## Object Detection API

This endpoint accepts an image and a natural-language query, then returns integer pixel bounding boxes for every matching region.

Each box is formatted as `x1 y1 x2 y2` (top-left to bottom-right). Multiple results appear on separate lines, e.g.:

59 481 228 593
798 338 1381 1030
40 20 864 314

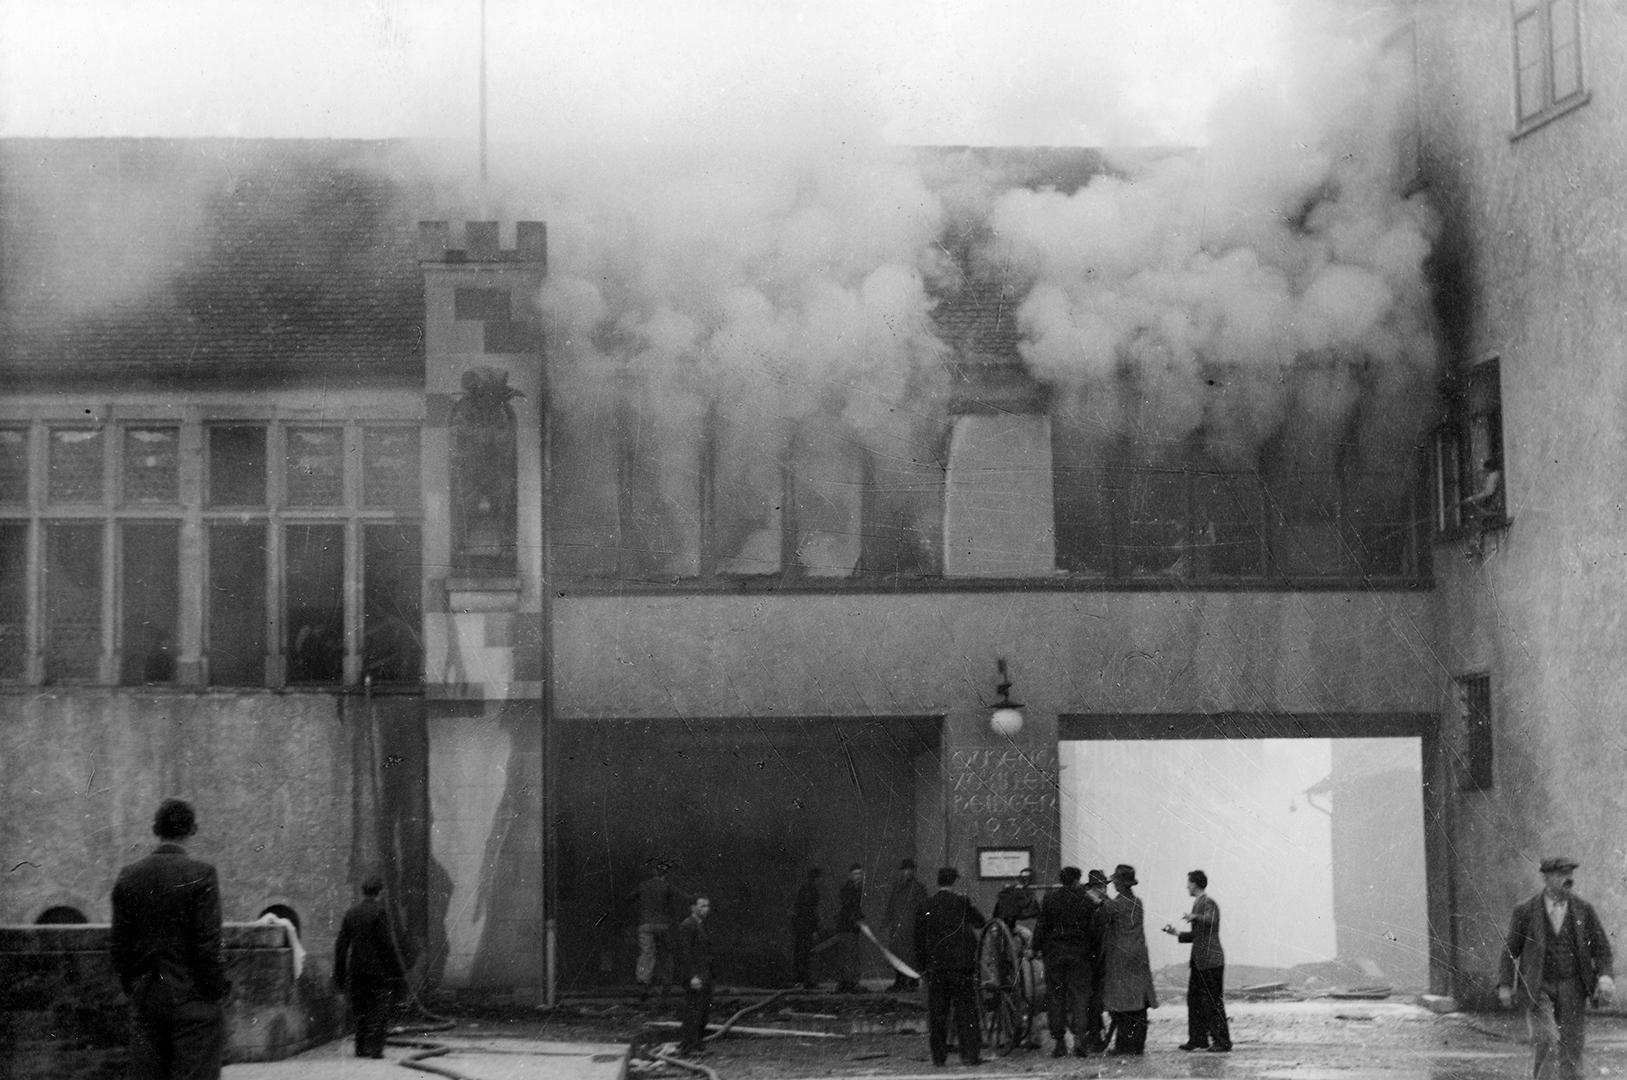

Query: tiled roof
0 139 429 380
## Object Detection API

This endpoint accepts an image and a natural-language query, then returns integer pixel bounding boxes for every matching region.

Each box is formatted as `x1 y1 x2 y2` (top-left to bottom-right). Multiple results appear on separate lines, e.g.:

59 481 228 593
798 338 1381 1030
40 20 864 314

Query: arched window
259 904 302 937
35 905 88 924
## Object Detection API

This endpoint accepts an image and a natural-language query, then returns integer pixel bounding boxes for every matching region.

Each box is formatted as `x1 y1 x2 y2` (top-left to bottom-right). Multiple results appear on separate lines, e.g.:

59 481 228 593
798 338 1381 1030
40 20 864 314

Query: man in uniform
1497 856 1614 1080
111 798 230 1080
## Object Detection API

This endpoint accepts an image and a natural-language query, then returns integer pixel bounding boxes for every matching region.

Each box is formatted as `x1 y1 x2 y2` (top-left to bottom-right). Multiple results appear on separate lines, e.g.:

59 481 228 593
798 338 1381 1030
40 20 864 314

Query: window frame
0 412 423 689
1511 0 1589 137
1432 358 1507 542
1457 671 1495 791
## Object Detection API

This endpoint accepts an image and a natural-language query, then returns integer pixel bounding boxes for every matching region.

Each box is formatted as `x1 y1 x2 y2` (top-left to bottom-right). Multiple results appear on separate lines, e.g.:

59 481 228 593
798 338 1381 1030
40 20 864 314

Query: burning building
1 1 1617 1009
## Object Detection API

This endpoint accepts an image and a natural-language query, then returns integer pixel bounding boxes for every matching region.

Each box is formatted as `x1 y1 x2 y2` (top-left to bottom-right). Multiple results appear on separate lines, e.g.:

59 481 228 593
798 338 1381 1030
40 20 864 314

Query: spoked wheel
982 985 1023 1055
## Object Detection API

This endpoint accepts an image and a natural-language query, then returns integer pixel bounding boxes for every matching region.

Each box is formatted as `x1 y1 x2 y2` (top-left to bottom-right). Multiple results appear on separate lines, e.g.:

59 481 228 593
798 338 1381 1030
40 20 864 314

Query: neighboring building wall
1415 0 1627 1001
0 693 361 966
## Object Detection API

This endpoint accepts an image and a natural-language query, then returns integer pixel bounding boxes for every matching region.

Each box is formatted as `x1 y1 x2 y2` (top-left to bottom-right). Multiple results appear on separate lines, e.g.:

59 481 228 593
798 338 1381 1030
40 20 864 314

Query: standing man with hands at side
334 874 405 1059
111 798 231 1080
675 896 717 1058
914 867 987 1068
1497 857 1614 1080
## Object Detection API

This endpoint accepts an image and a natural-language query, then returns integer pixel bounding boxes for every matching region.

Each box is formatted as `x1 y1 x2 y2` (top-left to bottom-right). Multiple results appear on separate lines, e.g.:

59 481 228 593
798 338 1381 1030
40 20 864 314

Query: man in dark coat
110 798 230 1080
884 859 928 991
791 867 824 989
993 867 1042 929
1497 856 1615 1080
1162 869 1231 1052
834 863 867 993
1081 869 1111 1051
913 866 987 1067
1100 864 1156 1056
675 896 716 1056
1035 866 1095 1057
334 875 405 1059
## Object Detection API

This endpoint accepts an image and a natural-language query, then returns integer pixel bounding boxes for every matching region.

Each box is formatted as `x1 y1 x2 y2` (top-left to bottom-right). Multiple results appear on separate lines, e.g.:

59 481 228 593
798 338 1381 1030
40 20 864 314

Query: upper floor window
0 415 422 689
1513 0 1586 132
1434 358 1505 539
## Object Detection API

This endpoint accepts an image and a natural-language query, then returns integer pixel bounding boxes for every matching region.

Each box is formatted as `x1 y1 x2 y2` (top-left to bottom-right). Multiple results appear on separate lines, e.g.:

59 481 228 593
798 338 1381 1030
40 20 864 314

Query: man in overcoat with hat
1497 856 1614 1080
1099 864 1156 1055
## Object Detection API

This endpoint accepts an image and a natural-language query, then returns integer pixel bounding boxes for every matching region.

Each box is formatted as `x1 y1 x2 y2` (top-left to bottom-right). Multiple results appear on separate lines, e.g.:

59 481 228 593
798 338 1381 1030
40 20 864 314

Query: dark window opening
120 523 179 685
1435 359 1504 538
207 523 267 686
1459 672 1494 791
285 524 345 684
44 523 102 682
0 428 30 504
364 524 422 684
0 524 28 680
208 425 267 507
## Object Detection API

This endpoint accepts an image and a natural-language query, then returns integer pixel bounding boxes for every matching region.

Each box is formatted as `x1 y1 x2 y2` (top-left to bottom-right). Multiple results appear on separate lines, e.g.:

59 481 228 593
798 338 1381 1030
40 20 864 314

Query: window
1434 359 1505 537
0 415 422 688
1458 672 1494 790
1513 0 1586 131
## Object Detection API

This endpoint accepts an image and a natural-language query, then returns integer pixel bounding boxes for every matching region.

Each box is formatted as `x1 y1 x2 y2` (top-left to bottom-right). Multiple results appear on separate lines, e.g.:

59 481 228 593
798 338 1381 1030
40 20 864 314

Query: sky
0 0 1296 147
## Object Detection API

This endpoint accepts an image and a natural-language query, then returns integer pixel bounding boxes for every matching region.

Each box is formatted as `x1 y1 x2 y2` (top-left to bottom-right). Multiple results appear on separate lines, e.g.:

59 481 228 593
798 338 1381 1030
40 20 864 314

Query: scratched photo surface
2 2 1620 1076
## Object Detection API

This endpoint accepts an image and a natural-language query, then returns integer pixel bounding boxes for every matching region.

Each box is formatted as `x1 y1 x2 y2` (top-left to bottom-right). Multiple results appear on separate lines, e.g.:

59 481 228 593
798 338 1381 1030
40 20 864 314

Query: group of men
103 796 1618 1080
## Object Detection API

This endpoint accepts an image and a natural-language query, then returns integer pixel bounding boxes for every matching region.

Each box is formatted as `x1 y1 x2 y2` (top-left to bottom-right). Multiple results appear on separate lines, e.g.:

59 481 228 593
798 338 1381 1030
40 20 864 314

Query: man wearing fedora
1497 856 1614 1080
1081 869 1111 1052
1099 864 1157 1055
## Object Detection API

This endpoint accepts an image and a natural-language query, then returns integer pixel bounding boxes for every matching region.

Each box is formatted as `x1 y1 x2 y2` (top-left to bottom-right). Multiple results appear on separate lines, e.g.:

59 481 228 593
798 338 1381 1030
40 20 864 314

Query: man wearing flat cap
1497 856 1614 1080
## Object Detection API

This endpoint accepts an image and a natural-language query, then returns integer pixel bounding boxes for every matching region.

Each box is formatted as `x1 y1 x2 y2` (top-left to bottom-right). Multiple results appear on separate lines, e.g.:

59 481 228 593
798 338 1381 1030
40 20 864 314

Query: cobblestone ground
601 998 1627 1080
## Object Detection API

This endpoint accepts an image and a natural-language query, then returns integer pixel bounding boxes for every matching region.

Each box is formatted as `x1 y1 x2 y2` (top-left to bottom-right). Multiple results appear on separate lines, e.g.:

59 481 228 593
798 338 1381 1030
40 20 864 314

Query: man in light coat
1497 856 1614 1080
1099 863 1156 1056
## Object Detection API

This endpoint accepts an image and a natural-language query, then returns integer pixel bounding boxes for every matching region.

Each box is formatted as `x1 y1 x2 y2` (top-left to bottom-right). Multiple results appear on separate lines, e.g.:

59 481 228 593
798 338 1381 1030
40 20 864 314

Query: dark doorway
554 716 941 989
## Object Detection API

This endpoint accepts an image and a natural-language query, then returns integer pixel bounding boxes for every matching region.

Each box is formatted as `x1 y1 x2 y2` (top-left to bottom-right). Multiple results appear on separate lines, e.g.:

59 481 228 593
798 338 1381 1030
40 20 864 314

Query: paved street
214 999 1627 1080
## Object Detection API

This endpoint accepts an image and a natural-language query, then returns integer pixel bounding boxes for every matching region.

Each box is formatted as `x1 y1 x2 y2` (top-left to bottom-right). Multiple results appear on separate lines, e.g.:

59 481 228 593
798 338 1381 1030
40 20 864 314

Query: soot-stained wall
552 716 942 988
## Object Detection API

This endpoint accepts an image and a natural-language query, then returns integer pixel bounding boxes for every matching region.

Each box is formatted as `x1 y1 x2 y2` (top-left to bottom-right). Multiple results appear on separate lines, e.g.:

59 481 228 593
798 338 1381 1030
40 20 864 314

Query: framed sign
977 846 1033 881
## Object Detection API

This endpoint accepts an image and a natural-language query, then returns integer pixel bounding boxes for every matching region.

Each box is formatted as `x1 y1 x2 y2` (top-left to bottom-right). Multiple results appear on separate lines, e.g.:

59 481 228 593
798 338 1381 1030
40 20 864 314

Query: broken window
1433 358 1504 538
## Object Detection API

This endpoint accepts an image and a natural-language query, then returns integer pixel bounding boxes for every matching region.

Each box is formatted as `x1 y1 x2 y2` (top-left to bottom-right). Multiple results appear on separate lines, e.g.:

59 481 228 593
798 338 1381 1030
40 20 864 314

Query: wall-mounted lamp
989 658 1024 736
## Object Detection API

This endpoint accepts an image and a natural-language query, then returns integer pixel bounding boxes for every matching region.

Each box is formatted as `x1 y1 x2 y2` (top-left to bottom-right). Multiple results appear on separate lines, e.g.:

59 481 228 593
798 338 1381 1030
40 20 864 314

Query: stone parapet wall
0 922 342 1080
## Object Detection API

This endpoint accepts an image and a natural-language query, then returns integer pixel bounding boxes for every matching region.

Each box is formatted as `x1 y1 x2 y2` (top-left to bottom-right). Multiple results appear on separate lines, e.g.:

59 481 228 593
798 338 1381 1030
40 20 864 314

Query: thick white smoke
472 10 1439 576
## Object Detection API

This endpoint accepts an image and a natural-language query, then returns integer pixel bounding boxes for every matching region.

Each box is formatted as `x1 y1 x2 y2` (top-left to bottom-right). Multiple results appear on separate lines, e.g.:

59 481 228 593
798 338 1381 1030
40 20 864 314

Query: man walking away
884 858 928 991
914 867 986 1067
834 863 868 993
1100 864 1157 1056
334 874 405 1059
675 897 716 1057
1162 869 1231 1052
1497 856 1614 1080
791 867 824 989
1035 866 1096 1058
630 861 683 997
111 798 230 1080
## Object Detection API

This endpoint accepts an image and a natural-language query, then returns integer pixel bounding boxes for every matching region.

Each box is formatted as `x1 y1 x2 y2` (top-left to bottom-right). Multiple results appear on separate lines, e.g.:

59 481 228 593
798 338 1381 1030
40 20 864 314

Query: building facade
3 5 1616 1002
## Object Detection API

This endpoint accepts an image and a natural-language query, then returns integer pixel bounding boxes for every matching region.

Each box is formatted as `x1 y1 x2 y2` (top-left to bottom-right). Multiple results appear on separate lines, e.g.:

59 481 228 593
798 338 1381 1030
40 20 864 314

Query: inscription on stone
949 746 1059 839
